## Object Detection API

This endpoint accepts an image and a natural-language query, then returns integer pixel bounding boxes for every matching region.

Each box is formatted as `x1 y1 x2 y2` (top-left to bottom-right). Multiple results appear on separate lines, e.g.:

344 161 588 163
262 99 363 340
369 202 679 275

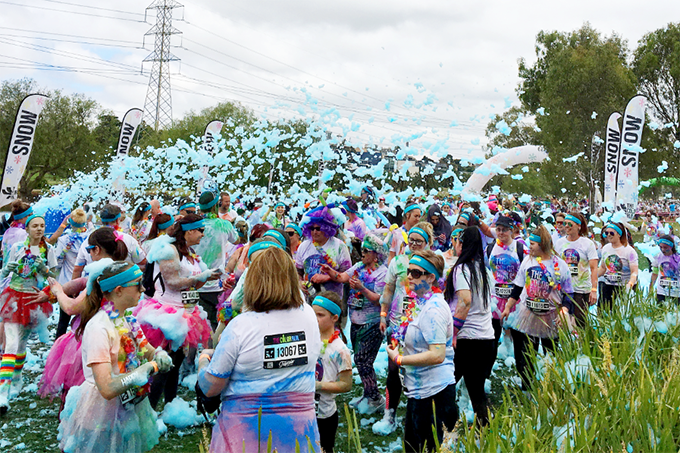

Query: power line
0 1 146 22
0 26 143 45
38 0 145 16
0 33 143 49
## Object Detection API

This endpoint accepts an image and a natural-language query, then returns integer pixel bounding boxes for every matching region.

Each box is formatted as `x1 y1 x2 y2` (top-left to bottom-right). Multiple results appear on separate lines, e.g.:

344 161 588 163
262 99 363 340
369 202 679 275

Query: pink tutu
133 298 212 351
39 329 85 400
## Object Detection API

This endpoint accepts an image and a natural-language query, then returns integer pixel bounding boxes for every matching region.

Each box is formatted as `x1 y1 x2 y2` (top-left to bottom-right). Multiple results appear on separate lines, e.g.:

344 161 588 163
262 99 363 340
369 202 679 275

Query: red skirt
0 287 53 326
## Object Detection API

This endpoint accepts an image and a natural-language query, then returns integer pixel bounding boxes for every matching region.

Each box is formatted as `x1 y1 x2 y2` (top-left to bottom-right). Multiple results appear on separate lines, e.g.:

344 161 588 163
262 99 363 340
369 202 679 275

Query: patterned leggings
350 322 383 400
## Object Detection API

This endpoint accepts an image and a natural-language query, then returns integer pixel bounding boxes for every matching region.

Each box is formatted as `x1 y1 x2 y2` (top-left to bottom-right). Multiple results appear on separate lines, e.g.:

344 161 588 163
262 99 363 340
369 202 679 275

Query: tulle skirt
511 302 559 339
58 381 159 453
133 298 212 351
39 324 84 400
0 287 52 326
211 392 319 453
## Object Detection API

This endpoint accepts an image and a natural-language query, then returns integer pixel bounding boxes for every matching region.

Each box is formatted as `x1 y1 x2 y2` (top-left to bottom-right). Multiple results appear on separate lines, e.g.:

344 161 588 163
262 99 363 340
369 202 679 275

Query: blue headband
605 224 623 236
69 218 86 229
460 212 471 222
181 219 205 231
263 230 287 248
287 225 303 237
274 202 286 208
179 202 196 211
247 240 282 261
659 238 674 248
312 295 342 316
408 227 429 243
529 233 542 243
451 228 464 239
14 207 33 220
343 201 357 214
25 214 44 227
409 254 441 279
140 204 151 213
101 212 121 223
565 214 582 225
199 196 218 211
99 265 143 293
158 218 174 230
404 204 421 215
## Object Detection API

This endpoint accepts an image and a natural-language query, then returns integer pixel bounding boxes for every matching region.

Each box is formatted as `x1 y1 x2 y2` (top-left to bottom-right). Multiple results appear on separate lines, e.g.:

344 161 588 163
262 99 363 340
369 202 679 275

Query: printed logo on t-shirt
263 331 308 369
563 249 580 276
660 261 680 290
491 253 520 287
525 265 552 314
303 255 322 279
604 255 627 285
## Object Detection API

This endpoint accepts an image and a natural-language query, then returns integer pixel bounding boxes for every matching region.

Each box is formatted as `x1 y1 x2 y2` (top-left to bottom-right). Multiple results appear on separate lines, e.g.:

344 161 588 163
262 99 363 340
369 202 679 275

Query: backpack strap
486 241 495 259
516 241 525 263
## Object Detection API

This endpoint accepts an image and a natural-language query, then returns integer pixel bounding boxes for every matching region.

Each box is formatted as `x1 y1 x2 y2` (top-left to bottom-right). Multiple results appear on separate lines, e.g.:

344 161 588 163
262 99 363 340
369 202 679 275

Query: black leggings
454 338 495 426
149 348 185 409
511 329 557 391
56 308 72 339
386 335 402 412
317 410 339 453
404 383 458 453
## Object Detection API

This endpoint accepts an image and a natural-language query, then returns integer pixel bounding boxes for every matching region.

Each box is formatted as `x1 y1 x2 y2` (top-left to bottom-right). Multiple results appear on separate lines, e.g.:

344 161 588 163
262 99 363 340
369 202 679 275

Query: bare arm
387 343 446 367
157 251 214 290
91 361 157 401
316 370 352 394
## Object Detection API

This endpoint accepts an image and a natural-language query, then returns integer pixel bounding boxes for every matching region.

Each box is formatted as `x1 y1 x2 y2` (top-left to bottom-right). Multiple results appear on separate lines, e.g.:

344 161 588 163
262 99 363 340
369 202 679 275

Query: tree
517 23 636 200
0 78 107 201
633 23 680 145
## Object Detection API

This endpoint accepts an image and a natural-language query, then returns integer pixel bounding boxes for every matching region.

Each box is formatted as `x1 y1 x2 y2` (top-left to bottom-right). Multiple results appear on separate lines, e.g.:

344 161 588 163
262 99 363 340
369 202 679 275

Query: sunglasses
85 245 96 252
407 268 431 279
555 221 564 225
408 237 425 246
120 279 144 292
457 222 468 227
361 248 375 254
193 228 205 234
286 231 297 237
185 210 196 215
606 231 617 236
309 226 321 231
496 227 510 233
565 222 576 228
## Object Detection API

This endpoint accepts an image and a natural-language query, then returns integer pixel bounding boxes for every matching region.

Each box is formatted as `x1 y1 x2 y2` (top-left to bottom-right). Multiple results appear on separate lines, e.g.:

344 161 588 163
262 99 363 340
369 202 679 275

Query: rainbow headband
404 204 421 215
179 202 196 211
408 227 429 243
158 218 174 230
262 229 287 248
529 233 542 243
409 254 441 279
181 219 205 231
247 240 283 261
605 223 623 236
565 214 581 225
99 265 143 293
14 207 33 220
312 295 341 316
658 238 675 248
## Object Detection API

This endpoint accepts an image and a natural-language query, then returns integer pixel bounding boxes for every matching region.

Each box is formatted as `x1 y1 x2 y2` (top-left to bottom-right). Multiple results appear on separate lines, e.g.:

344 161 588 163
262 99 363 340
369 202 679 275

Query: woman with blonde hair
501 225 574 390
198 246 321 453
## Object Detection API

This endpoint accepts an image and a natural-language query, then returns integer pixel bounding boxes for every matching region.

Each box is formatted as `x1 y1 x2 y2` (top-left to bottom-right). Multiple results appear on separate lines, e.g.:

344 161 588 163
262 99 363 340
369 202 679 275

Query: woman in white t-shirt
597 222 638 312
554 213 598 327
650 235 680 303
386 250 457 453
197 246 321 453
444 226 495 427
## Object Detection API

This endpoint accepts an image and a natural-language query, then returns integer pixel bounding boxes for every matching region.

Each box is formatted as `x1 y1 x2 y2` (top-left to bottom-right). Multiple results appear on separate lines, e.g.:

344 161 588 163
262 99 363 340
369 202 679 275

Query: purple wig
302 206 340 239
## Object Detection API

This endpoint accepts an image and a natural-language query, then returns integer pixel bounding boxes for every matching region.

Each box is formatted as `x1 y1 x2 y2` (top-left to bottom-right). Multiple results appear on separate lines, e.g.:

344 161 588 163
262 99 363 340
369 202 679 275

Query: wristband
199 353 212 363
590 288 597 292
453 316 465 331
151 361 159 374
396 355 403 366
380 312 388 318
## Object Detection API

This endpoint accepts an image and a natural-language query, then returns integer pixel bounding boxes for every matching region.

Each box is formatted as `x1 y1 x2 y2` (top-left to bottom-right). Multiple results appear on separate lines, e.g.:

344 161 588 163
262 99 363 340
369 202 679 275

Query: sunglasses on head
407 268 431 279
120 279 144 292
309 226 321 231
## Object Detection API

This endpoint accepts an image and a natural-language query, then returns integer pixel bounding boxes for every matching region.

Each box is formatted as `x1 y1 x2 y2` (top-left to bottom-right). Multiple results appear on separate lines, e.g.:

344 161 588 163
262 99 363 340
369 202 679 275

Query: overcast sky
0 0 678 158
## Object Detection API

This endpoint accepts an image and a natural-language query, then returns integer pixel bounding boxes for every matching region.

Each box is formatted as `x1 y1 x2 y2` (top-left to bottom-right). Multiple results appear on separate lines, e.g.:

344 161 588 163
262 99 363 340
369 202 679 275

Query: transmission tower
142 0 183 131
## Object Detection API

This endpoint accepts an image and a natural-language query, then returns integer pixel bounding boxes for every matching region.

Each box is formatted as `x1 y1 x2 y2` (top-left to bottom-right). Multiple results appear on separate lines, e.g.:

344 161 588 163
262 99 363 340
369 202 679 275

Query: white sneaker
9 375 23 399
364 395 385 415
372 408 397 436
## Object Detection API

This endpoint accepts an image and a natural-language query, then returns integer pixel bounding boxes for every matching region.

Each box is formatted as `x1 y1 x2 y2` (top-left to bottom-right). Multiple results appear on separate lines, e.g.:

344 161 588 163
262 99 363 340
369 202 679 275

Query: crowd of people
0 188 675 453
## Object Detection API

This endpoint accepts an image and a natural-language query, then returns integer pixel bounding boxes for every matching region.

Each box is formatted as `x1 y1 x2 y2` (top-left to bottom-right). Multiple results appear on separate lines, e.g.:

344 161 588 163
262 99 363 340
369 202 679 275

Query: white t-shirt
205 304 321 398
75 229 146 270
55 231 90 284
600 244 638 287
447 265 495 340
316 337 352 419
403 293 455 399
652 253 680 297
554 236 598 294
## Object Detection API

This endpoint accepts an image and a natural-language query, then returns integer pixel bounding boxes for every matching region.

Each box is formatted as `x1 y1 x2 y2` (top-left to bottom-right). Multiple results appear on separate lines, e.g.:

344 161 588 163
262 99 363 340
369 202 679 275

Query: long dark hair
148 213 172 240
76 261 132 339
132 202 151 224
445 226 490 308
88 228 128 260
168 213 203 259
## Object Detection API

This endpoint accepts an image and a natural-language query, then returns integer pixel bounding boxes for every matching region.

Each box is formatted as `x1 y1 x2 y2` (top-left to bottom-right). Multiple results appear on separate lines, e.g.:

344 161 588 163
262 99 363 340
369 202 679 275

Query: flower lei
349 263 375 304
314 245 338 269
131 219 150 241
205 212 218 220
536 256 562 292
320 329 340 355
496 238 511 251
391 287 442 349
101 299 151 397
17 237 48 279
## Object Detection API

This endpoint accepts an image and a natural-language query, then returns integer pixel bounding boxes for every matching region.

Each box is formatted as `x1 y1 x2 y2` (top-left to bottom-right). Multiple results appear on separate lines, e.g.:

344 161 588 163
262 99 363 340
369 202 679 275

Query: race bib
181 290 200 307
660 278 680 289
348 294 364 309
568 264 578 277
118 388 146 409
605 273 623 285
494 283 512 299
525 298 551 314
263 331 308 369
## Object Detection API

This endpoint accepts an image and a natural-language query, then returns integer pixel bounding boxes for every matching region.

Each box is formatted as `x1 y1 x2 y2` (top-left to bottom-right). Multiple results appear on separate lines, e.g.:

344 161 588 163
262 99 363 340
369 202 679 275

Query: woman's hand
386 342 398 362
589 290 597 306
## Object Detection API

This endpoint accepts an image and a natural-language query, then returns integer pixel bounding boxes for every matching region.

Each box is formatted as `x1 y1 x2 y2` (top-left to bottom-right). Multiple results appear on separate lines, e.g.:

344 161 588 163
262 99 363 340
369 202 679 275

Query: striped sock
13 353 25 375
0 354 16 386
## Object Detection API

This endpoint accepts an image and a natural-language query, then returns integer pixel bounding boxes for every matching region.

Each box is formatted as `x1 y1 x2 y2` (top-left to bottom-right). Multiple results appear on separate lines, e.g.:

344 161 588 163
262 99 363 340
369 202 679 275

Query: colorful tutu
512 302 559 339
39 329 84 400
58 382 159 453
133 299 212 351
0 287 52 326
211 392 319 453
